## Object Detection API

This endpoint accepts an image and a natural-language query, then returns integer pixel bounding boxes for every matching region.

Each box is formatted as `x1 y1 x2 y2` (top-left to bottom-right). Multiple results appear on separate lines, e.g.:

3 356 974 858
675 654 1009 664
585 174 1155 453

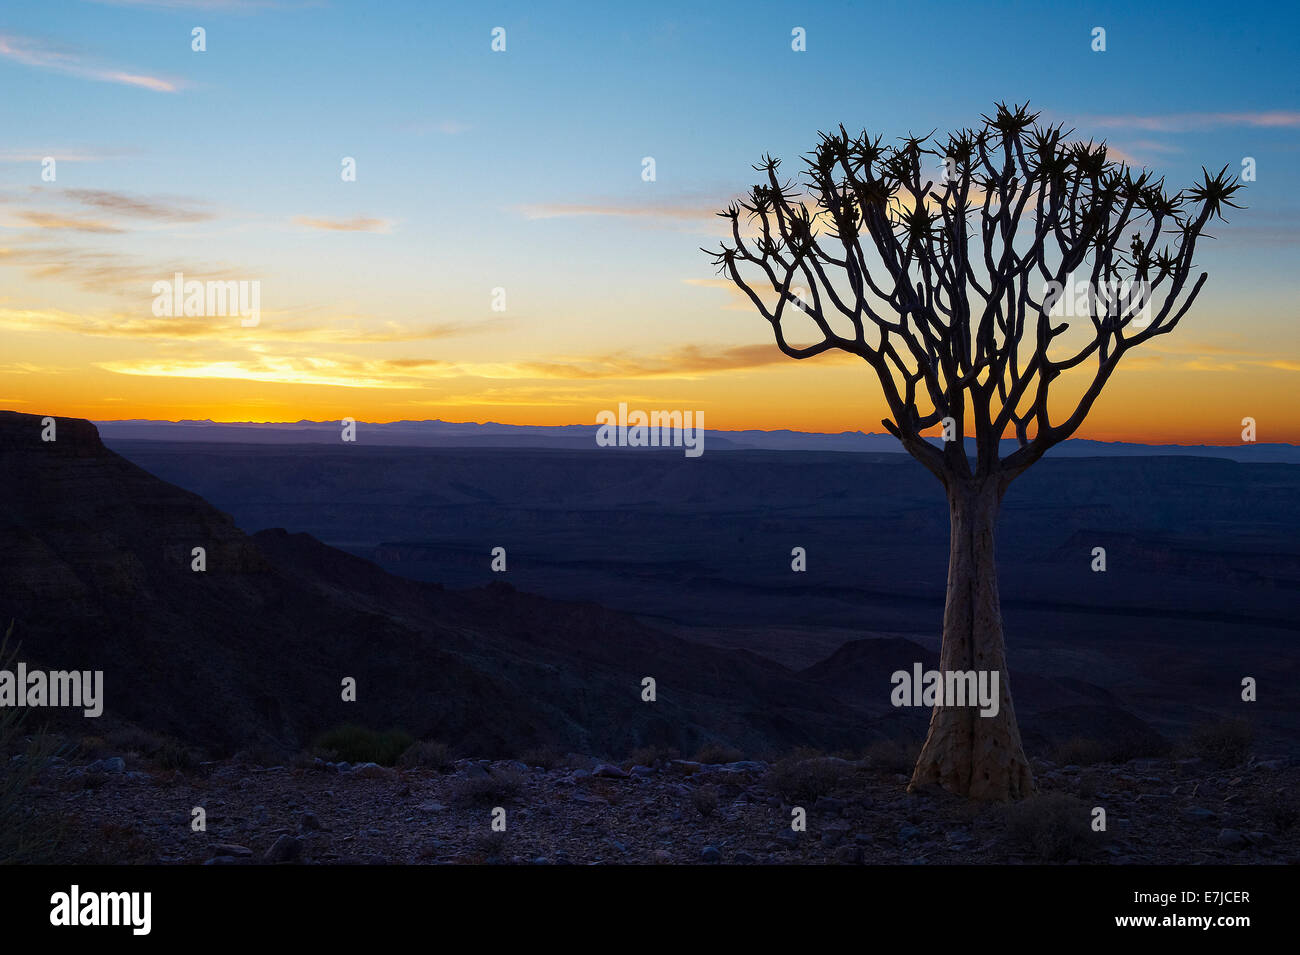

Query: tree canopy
707 102 1243 487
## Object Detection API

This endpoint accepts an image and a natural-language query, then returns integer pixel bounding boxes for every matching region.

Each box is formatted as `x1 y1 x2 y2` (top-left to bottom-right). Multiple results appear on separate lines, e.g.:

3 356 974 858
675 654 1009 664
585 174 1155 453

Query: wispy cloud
517 201 717 222
90 341 842 391
0 242 244 295
0 33 183 93
293 215 394 233
16 211 125 234
66 189 212 222
1070 110 1300 133
0 306 487 344
0 148 133 163
97 356 418 390
1123 343 1300 373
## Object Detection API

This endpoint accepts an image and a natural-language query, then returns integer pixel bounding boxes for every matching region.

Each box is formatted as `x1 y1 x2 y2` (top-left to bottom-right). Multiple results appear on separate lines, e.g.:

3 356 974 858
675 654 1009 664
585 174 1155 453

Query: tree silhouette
707 102 1241 800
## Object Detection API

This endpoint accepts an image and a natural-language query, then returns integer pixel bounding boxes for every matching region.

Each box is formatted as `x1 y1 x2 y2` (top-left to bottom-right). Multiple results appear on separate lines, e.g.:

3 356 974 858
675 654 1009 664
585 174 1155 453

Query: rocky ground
22 749 1300 865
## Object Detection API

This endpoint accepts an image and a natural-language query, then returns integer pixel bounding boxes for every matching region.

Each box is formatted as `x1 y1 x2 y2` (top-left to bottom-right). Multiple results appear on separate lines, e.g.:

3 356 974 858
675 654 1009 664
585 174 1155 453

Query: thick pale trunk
908 479 1035 800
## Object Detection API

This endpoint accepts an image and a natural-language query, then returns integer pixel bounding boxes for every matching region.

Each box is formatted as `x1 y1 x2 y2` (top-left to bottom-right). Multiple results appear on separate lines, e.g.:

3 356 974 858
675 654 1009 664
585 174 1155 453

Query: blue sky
1 0 1298 438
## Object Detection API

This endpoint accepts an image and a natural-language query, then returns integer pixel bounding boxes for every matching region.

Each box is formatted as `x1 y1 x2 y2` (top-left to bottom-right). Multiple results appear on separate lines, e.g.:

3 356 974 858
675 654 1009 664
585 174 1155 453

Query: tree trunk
907 478 1035 800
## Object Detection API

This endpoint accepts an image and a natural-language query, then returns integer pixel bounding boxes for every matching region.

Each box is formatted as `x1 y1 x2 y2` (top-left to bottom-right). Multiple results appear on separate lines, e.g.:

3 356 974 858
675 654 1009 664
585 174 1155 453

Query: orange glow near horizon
6 355 1297 445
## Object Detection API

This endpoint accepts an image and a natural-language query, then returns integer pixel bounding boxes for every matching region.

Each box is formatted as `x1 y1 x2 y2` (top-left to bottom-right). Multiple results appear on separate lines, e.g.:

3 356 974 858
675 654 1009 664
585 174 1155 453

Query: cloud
0 361 63 374
0 242 245 295
516 202 718 222
85 340 828 391
1122 344 1300 373
0 305 487 344
65 189 212 222
292 215 394 233
0 148 133 163
97 356 418 390
1070 111 1300 133
1218 225 1300 247
16 211 125 233
684 277 755 311
395 342 843 381
0 33 183 92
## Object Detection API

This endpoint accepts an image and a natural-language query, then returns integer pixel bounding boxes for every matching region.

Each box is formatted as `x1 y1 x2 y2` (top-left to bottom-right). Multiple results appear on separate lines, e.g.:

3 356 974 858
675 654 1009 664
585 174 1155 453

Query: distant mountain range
0 410 894 757
91 418 1300 463
6 408 1297 762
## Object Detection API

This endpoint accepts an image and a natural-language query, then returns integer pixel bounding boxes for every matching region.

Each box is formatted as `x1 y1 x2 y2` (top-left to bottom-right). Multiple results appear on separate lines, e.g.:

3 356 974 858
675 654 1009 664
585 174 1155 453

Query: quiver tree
707 102 1241 801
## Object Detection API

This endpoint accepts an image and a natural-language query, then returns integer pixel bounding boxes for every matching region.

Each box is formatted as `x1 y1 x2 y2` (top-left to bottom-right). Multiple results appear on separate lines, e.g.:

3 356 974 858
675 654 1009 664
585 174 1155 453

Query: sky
1 0 1298 443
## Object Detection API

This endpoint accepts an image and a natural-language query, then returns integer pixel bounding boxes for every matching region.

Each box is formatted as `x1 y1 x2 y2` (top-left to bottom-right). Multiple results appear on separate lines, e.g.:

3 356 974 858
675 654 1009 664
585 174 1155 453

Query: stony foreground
21 749 1299 865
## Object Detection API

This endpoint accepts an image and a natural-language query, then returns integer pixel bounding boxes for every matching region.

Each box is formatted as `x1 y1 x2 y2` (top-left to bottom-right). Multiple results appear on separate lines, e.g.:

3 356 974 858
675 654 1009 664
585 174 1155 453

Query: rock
668 760 704 775
722 760 767 773
298 811 322 831
1216 829 1248 850
592 763 629 779
1254 759 1285 771
210 843 252 857
814 796 847 815
834 845 864 865
1247 831 1274 846
203 856 239 866
898 824 922 841
652 849 672 864
700 846 722 864
348 762 396 780
264 834 303 863
630 765 656 777
733 851 757 864
86 757 125 774
1184 807 1217 823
